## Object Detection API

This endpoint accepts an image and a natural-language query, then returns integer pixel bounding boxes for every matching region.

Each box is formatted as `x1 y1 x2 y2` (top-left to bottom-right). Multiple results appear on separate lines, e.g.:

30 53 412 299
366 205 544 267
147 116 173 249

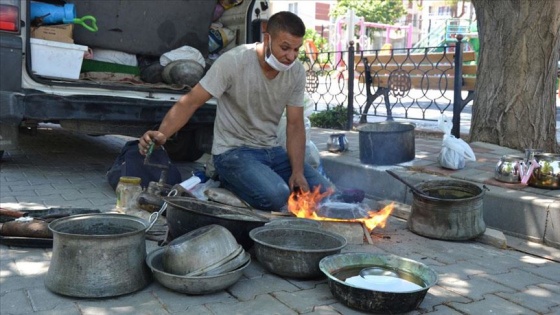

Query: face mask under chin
265 37 296 72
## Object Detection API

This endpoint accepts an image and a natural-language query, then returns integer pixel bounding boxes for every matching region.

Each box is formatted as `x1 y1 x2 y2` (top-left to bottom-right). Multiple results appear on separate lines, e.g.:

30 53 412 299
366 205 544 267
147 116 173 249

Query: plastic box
30 38 87 80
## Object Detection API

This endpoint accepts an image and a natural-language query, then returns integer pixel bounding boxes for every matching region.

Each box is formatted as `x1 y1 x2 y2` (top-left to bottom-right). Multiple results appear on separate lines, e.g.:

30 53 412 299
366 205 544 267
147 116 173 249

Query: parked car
0 0 269 160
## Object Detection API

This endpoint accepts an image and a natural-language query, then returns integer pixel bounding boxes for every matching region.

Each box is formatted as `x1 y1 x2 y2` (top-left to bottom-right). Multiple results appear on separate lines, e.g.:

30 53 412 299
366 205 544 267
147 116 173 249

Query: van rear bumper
21 92 216 125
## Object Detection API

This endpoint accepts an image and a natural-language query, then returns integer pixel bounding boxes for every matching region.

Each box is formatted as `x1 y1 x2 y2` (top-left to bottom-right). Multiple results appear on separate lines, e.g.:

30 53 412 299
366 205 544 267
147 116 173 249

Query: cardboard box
31 24 74 43
30 38 87 80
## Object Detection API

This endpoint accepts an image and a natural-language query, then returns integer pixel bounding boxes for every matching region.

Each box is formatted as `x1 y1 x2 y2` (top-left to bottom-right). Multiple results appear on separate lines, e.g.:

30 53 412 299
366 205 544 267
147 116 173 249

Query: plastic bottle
30 2 76 25
116 176 143 213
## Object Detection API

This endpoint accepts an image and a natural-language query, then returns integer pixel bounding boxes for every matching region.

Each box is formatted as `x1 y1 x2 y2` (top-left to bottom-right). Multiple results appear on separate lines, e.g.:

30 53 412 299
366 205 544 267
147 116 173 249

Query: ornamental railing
300 36 474 138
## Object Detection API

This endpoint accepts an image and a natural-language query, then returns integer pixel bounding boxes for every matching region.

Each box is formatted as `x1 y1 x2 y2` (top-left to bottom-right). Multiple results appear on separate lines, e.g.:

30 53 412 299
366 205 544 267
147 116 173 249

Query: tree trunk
469 0 560 152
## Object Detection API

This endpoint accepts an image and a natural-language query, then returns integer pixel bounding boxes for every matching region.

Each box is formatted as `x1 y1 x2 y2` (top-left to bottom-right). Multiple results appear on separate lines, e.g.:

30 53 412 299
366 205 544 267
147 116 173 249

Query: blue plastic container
30 1 76 25
193 170 207 183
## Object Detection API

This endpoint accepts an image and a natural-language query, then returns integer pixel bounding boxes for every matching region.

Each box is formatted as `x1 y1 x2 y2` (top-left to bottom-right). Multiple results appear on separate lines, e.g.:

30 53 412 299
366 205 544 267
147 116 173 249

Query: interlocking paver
228 274 300 301
27 287 80 313
495 285 560 314
77 290 168 315
434 259 506 280
438 274 516 300
0 289 35 315
206 293 297 315
151 284 236 313
272 283 337 313
305 304 341 314
418 285 472 312
241 259 268 279
468 250 545 273
479 268 559 291
538 282 560 294
427 305 465 314
0 260 16 277
285 277 328 290
524 263 560 282
447 293 540 315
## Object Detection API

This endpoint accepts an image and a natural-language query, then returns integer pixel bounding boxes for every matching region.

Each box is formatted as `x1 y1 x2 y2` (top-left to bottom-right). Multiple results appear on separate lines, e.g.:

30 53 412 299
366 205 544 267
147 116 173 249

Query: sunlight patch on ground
520 255 550 265
0 262 17 277
525 286 552 298
15 261 49 276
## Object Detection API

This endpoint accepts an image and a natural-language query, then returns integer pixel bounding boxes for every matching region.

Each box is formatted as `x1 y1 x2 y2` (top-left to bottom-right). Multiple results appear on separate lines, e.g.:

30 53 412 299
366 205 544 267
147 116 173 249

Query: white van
0 0 269 160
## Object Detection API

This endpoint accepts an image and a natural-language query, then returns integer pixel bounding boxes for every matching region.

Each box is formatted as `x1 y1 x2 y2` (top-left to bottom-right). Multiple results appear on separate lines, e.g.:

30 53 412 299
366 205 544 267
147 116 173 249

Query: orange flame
287 187 394 232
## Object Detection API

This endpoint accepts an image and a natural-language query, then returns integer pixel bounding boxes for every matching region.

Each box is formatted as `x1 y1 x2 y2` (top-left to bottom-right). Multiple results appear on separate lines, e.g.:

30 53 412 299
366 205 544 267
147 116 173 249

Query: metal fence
300 36 473 137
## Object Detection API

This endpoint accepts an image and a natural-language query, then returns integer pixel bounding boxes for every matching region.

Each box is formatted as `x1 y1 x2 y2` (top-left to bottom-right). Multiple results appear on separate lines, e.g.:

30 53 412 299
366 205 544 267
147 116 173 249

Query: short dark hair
266 11 305 38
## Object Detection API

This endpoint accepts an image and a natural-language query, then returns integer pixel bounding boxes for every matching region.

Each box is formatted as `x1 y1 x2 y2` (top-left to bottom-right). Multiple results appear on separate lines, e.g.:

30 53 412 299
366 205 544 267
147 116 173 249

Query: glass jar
116 176 143 213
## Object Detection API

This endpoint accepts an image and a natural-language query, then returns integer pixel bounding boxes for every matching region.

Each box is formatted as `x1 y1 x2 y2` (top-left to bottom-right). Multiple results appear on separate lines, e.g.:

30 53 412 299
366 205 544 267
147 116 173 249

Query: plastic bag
160 45 205 68
276 93 321 168
91 48 138 66
437 114 476 170
277 118 321 168
190 179 221 200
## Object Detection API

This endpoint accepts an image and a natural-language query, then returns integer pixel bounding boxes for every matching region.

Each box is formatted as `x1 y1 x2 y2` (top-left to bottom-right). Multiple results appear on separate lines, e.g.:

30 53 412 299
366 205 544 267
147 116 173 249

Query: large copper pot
408 180 485 240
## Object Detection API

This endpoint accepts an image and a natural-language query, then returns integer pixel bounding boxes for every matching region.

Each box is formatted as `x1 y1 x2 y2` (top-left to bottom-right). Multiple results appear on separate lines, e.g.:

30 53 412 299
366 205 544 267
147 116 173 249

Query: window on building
288 2 298 15
438 6 451 16
315 2 330 21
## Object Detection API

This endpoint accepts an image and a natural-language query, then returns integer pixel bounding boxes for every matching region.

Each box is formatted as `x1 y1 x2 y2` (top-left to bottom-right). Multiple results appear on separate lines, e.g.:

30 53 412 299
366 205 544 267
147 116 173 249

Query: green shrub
309 106 349 130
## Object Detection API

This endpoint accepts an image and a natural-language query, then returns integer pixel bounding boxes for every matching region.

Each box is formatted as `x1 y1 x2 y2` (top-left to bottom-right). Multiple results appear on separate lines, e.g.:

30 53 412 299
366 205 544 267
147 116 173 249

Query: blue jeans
213 146 332 211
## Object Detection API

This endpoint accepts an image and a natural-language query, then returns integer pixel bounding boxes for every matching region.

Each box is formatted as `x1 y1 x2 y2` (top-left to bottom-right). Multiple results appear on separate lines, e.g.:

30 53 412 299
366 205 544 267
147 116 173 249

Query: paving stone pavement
1 124 559 315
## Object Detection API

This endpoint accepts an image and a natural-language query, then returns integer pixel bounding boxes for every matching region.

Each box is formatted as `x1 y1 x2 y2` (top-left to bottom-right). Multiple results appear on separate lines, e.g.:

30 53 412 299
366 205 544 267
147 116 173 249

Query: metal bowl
162 224 239 275
265 218 322 228
186 245 244 276
201 250 251 276
249 226 347 279
146 247 250 295
165 197 269 250
319 252 438 314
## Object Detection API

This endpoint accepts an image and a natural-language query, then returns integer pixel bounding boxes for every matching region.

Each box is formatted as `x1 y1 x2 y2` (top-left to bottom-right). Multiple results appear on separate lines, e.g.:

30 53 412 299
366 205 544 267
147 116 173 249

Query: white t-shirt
199 43 305 155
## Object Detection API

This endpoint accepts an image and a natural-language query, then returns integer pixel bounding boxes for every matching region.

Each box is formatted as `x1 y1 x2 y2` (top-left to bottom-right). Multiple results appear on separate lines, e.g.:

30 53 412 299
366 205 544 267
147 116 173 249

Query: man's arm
139 84 212 153
285 105 309 191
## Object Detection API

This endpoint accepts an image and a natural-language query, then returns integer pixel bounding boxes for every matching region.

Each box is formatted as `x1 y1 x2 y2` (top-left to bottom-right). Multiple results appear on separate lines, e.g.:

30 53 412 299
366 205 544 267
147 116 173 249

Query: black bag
106 140 182 190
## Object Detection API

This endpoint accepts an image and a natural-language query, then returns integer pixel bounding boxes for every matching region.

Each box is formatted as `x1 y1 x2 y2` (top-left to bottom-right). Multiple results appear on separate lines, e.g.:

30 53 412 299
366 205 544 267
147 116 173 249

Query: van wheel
164 129 204 162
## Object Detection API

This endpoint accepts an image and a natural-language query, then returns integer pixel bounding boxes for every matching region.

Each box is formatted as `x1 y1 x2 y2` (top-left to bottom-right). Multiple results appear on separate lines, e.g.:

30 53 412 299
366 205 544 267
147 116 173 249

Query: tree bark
469 0 560 152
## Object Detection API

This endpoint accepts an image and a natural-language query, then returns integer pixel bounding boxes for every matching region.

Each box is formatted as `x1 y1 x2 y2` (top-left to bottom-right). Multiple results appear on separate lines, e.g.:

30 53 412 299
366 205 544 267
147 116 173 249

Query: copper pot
408 180 485 240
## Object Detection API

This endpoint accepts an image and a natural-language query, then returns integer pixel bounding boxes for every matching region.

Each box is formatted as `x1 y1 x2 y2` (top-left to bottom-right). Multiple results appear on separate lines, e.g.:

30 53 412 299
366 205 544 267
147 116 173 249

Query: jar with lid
116 176 143 213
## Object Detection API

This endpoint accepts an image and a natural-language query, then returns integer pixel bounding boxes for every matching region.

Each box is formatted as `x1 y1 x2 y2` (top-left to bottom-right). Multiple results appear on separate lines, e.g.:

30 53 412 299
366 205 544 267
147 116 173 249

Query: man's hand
289 173 309 193
138 131 167 155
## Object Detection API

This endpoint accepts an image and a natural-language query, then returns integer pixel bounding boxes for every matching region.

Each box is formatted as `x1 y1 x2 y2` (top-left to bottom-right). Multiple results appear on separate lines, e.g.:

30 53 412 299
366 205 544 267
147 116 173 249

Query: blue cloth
213 146 332 211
